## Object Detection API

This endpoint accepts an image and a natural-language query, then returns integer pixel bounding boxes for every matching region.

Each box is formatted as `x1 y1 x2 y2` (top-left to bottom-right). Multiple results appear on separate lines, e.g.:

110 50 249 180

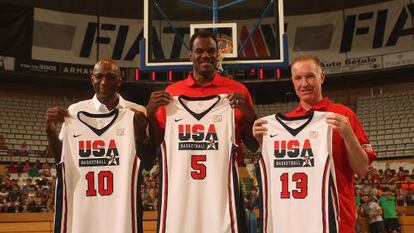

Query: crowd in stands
1 159 413 215
0 160 56 213
354 164 414 232
355 164 414 207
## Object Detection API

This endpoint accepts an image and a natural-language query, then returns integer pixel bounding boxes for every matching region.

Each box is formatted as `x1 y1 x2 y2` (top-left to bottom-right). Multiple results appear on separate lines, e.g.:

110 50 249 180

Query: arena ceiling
0 0 393 18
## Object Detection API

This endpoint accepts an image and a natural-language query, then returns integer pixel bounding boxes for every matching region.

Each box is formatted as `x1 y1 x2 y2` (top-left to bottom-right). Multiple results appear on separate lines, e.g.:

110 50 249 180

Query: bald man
46 59 153 233
46 59 149 159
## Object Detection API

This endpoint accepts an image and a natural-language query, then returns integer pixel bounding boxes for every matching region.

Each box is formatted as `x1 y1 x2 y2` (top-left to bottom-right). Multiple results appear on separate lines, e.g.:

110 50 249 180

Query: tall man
253 55 376 233
147 30 259 163
146 30 259 233
46 59 152 233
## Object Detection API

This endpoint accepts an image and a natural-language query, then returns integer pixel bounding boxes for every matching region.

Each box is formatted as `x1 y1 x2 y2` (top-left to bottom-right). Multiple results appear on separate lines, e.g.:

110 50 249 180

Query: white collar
91 94 126 112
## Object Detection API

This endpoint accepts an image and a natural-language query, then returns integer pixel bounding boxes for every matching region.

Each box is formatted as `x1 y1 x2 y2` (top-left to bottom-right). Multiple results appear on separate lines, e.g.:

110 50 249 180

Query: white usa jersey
258 111 339 233
54 109 142 233
159 95 245 233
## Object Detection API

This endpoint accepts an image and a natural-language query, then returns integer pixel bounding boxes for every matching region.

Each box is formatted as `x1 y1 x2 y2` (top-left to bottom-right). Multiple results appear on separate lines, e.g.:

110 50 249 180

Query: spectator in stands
22 178 35 193
406 189 414 206
17 141 29 156
46 197 54 213
1 175 11 191
22 160 30 173
16 162 23 173
146 30 259 165
5 162 17 173
0 190 6 213
35 159 42 170
0 185 8 201
384 169 398 186
0 134 7 149
39 163 51 176
243 194 258 233
384 163 395 177
37 173 49 189
248 187 259 210
379 186 401 233
7 183 22 213
378 169 384 178
360 194 384 233
371 168 381 184
253 54 376 233
25 187 41 212
28 163 39 177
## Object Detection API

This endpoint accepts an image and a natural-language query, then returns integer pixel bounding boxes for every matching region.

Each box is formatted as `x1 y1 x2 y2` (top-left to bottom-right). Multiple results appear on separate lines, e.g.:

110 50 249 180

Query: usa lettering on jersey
159 95 245 233
258 111 339 233
54 109 142 233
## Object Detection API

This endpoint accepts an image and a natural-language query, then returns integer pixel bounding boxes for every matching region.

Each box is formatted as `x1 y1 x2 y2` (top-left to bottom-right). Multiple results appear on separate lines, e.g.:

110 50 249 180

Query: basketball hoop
216 38 233 73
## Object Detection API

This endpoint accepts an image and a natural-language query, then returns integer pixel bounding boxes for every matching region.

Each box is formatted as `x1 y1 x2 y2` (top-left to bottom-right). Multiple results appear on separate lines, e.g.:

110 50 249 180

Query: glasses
91 73 120 81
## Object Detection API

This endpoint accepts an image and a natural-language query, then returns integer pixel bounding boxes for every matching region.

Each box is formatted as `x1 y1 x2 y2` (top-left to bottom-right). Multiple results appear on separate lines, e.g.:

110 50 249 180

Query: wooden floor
0 207 413 233
0 211 158 233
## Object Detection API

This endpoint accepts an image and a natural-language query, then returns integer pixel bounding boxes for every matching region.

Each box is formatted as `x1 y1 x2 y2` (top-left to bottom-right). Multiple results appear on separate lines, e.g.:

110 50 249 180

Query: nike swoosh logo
270 134 279 138
174 118 183 122
73 134 82 138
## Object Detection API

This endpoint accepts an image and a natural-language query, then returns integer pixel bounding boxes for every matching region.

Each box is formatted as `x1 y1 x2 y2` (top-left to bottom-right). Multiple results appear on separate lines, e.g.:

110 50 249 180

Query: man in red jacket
253 54 376 233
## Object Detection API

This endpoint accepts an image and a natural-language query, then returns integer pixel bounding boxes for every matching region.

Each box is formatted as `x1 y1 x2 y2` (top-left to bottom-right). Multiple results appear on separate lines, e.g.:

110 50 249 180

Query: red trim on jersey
63 163 68 233
260 159 269 233
330 169 340 227
286 97 376 233
155 72 254 165
228 158 236 233
322 156 330 233
131 156 139 233
160 142 168 233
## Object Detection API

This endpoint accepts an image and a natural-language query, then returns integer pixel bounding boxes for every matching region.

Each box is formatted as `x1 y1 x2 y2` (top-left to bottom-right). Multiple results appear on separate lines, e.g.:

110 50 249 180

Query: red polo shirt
285 97 376 233
156 72 254 164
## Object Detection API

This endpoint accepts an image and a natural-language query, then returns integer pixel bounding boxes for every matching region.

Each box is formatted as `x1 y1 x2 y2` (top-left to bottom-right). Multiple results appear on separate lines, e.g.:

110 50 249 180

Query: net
216 37 233 73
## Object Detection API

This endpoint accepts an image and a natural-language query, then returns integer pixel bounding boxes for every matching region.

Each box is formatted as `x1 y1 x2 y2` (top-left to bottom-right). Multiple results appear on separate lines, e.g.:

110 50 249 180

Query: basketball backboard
141 0 287 71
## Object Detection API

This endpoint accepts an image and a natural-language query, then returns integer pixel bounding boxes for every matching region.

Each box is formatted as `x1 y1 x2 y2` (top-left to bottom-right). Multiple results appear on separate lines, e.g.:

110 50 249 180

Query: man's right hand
146 91 172 118
45 107 69 135
252 118 268 144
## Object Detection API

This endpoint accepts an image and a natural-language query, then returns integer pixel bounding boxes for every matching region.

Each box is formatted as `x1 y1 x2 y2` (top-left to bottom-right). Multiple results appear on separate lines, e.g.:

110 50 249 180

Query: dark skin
45 59 151 163
146 37 259 152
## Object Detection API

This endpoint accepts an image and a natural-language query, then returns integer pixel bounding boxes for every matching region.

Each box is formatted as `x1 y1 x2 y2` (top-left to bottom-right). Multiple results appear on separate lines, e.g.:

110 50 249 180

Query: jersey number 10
85 171 114 196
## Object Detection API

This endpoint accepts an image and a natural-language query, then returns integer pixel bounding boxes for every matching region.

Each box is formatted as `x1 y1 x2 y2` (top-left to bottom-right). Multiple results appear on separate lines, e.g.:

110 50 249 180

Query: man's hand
45 107 69 135
326 112 370 176
131 110 149 143
227 92 255 122
252 119 268 144
325 113 354 140
146 91 172 118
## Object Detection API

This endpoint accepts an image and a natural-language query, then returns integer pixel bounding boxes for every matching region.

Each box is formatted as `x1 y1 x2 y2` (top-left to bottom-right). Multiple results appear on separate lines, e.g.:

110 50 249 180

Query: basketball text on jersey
55 108 142 233
159 94 245 233
258 111 339 233
178 124 218 150
78 139 120 166
273 139 314 167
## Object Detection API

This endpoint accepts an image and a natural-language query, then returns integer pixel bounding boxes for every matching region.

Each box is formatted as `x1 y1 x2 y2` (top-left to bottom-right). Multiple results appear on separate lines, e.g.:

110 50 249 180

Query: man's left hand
325 113 354 140
129 109 148 143
227 92 256 122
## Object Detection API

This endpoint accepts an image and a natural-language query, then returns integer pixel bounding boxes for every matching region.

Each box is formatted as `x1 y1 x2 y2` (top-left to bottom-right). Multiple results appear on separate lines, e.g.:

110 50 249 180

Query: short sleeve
349 110 377 163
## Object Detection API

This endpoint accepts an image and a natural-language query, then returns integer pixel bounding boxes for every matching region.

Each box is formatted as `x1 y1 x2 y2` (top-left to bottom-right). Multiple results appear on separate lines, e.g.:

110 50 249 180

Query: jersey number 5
85 171 114 196
280 172 308 199
191 155 206 180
